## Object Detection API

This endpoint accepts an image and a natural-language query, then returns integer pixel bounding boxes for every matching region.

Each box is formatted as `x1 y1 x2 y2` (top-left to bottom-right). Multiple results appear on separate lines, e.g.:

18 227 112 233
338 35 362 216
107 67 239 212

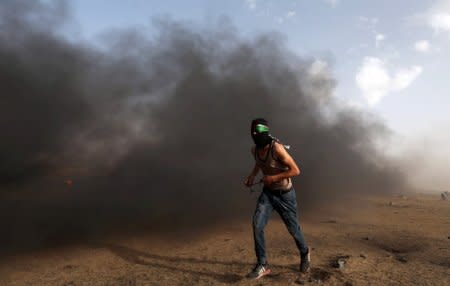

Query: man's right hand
244 175 255 187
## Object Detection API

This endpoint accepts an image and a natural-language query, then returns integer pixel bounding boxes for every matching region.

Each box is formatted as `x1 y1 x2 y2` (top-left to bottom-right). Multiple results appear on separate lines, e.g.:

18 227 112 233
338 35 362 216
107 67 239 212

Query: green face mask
255 124 269 133
252 123 271 147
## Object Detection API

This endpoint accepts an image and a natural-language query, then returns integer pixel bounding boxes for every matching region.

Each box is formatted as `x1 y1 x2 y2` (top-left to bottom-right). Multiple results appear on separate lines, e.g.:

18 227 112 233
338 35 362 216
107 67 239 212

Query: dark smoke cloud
0 0 406 254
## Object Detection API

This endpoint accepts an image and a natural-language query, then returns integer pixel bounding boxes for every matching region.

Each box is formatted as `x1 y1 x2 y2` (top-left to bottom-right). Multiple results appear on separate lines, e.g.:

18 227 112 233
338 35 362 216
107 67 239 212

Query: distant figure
244 118 310 279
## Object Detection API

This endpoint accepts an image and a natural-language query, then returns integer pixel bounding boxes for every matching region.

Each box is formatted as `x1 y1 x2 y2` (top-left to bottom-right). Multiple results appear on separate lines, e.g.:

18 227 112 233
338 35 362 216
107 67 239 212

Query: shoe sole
254 268 272 279
300 266 310 274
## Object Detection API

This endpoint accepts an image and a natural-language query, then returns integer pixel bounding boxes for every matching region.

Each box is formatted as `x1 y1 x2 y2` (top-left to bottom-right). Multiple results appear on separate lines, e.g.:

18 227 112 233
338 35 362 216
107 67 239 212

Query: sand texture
0 194 449 286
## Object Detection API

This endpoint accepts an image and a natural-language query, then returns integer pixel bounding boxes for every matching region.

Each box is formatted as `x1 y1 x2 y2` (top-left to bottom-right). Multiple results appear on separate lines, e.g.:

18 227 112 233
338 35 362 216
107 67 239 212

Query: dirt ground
0 193 449 286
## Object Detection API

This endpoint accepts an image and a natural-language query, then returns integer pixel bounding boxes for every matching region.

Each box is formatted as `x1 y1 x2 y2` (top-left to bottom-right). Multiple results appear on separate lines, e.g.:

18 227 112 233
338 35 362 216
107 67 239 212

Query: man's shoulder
272 141 292 159
272 141 284 151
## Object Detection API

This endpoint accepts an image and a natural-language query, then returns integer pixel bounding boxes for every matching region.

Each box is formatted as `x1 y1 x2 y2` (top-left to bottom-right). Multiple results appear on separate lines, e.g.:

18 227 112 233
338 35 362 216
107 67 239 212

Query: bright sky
68 0 450 139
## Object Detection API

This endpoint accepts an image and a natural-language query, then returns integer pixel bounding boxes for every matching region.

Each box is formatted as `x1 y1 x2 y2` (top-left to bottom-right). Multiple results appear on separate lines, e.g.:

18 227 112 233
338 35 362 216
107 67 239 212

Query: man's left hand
262 175 276 186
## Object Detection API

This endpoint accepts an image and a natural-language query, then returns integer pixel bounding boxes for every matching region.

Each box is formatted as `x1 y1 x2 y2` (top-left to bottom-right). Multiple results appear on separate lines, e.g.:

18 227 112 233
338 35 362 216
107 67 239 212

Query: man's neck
256 142 271 154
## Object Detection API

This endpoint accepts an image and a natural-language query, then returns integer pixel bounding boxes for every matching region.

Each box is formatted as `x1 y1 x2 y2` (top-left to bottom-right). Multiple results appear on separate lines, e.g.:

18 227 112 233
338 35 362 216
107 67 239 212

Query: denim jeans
252 187 308 265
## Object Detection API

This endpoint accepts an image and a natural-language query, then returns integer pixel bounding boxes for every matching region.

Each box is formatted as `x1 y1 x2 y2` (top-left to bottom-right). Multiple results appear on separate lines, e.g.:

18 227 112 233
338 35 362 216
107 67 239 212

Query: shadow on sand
90 242 298 284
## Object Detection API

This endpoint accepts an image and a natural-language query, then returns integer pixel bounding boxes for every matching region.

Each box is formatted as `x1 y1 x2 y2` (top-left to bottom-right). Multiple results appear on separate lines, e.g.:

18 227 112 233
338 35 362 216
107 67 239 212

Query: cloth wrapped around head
251 118 272 148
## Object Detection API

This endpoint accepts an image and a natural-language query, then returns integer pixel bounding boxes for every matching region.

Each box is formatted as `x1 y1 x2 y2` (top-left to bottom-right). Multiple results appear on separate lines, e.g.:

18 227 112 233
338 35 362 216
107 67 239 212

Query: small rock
360 254 367 259
362 236 370 241
63 265 77 270
388 201 394 206
441 192 449 200
396 256 408 263
334 255 350 269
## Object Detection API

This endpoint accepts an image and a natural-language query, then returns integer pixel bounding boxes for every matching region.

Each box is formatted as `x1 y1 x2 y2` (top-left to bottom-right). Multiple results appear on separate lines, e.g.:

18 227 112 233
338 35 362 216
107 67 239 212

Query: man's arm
248 163 261 178
262 142 300 185
244 147 261 187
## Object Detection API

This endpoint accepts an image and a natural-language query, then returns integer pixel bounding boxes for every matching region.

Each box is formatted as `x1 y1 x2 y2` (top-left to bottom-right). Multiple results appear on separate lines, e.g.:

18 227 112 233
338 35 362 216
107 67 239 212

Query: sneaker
300 248 311 273
247 264 271 279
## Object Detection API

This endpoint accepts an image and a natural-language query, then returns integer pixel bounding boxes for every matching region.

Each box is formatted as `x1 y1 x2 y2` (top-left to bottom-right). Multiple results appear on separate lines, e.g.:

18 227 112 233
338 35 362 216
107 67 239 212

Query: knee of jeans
253 210 265 231
283 215 298 234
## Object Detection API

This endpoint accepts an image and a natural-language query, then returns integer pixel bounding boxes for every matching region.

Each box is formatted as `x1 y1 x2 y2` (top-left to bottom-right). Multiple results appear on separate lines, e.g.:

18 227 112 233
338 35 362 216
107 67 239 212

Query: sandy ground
0 193 449 286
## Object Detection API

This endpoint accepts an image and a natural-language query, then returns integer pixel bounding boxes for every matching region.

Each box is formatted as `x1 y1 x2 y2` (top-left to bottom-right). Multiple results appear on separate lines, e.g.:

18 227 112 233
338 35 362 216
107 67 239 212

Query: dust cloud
0 0 406 254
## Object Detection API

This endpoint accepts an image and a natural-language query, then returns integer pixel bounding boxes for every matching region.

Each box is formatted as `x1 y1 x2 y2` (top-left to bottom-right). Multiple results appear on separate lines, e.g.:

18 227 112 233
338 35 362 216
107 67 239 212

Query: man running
244 118 310 279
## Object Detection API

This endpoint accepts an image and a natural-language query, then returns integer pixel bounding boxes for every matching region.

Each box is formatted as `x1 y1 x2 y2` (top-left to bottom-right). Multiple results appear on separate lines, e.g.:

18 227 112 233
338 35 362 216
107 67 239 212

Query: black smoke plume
0 0 406 254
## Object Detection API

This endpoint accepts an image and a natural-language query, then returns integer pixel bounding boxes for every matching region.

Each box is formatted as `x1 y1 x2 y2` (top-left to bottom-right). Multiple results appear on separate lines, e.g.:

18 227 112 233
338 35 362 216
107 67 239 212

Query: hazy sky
65 0 450 189
67 0 450 137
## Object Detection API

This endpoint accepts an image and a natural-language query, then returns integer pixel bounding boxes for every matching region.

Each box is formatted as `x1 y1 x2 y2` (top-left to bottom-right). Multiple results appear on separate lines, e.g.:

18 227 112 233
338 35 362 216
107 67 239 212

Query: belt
264 187 292 195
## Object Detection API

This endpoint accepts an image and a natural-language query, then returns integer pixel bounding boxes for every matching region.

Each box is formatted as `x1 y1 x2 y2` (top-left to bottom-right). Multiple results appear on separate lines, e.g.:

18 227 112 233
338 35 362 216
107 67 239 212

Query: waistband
263 186 293 195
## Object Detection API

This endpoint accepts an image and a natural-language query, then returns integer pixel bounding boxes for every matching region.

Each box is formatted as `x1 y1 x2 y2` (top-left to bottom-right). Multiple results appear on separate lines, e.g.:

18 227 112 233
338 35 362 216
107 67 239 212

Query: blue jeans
252 187 308 265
